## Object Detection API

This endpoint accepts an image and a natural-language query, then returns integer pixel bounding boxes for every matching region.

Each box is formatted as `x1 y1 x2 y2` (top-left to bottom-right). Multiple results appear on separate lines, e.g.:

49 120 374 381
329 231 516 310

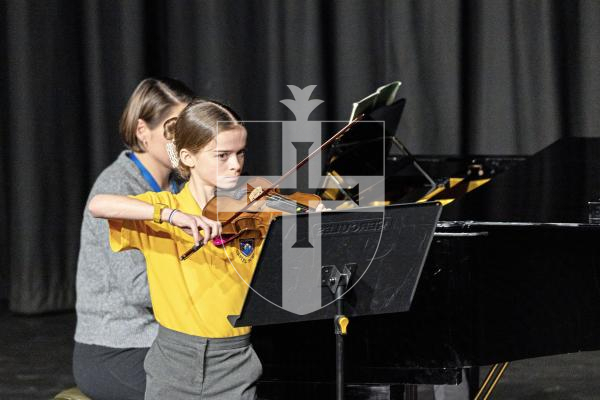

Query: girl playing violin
88 100 270 400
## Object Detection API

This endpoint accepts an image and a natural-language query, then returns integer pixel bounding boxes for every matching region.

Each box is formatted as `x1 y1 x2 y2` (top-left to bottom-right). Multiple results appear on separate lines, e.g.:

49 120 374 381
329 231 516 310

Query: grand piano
248 100 600 399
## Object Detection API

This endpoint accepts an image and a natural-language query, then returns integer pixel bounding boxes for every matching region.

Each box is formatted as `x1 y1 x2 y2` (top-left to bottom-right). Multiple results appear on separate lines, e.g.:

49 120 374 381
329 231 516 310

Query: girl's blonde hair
163 100 243 179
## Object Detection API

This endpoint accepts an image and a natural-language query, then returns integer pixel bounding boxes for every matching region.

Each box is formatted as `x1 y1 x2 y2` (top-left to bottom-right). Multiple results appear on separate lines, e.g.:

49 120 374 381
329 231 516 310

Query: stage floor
1 301 600 400
0 301 75 399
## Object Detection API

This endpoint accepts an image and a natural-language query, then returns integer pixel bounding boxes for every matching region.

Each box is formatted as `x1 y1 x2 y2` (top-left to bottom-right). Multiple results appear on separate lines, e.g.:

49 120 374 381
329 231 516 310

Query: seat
53 387 92 400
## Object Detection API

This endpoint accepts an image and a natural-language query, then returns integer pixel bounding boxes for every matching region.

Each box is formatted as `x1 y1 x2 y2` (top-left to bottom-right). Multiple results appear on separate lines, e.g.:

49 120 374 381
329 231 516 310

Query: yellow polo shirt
108 183 263 338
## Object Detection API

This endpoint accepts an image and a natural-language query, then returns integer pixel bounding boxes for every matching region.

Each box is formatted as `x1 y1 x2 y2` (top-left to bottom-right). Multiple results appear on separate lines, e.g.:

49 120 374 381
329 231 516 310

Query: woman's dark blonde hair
163 100 243 179
119 77 194 152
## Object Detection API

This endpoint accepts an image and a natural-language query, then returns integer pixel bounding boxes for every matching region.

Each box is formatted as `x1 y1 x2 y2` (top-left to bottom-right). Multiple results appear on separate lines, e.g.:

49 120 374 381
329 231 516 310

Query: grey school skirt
144 325 262 400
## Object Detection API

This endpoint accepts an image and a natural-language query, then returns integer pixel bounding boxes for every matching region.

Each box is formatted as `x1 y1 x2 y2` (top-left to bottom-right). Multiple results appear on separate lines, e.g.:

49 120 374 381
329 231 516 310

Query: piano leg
433 369 469 399
403 384 418 399
346 384 417 400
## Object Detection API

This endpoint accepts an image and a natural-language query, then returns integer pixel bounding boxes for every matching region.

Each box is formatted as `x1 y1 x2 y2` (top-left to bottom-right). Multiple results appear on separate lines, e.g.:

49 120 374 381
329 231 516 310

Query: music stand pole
323 264 353 400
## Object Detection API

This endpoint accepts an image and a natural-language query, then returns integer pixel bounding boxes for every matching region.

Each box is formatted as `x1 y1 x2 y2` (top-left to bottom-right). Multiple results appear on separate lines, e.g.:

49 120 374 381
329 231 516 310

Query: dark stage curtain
2 0 600 313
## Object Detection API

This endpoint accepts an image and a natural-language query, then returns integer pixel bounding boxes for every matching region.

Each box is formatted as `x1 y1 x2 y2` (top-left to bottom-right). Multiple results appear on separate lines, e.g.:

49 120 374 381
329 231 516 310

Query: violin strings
264 192 312 213
267 194 306 210
268 193 310 210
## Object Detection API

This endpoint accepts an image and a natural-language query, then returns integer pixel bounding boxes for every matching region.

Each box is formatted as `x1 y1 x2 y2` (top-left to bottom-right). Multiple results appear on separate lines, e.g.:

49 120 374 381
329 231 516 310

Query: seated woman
73 77 194 400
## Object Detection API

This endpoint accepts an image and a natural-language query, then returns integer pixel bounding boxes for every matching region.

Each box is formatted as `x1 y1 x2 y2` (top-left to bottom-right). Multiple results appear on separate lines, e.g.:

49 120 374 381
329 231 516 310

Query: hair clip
166 141 180 168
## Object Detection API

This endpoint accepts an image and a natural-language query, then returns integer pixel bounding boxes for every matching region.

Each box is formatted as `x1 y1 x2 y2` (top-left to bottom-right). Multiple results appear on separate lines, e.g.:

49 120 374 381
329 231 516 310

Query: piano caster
474 362 509 400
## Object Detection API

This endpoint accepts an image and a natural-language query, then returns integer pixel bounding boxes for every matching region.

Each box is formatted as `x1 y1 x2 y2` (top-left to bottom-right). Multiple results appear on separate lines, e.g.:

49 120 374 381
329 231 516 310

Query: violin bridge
249 186 263 202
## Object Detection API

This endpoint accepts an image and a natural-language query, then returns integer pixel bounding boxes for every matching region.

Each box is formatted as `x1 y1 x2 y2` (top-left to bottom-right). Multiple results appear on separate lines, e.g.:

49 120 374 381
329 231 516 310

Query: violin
209 176 320 238
179 114 365 260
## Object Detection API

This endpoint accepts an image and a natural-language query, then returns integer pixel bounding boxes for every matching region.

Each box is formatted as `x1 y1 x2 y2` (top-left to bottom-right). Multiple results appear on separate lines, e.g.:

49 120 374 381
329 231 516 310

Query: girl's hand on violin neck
168 210 222 245
314 203 331 212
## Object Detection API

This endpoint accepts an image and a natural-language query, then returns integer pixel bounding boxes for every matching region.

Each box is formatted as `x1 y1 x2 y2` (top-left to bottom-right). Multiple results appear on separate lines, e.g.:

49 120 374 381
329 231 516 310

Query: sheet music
350 81 402 122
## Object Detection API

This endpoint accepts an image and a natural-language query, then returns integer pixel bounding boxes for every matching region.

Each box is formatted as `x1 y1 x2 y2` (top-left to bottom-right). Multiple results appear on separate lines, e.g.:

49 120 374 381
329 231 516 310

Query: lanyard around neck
127 152 178 193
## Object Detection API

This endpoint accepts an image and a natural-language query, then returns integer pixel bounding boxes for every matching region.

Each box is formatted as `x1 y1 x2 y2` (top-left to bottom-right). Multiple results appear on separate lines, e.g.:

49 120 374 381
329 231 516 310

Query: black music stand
229 202 441 400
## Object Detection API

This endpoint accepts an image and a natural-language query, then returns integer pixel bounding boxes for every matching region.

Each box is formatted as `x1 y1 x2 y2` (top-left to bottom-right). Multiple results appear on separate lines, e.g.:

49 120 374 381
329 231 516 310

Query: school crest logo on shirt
238 238 255 259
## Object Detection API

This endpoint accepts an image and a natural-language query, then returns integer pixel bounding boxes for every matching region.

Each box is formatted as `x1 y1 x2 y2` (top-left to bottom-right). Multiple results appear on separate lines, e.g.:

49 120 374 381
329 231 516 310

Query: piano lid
440 137 600 224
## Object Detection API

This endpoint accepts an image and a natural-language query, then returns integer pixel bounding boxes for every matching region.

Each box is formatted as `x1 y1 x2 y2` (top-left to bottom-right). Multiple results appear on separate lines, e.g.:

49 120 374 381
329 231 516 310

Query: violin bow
180 113 366 260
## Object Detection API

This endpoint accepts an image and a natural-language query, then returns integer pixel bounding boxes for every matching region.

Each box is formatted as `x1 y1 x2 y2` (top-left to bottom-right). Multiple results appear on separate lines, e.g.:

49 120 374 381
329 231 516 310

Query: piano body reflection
250 99 600 399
